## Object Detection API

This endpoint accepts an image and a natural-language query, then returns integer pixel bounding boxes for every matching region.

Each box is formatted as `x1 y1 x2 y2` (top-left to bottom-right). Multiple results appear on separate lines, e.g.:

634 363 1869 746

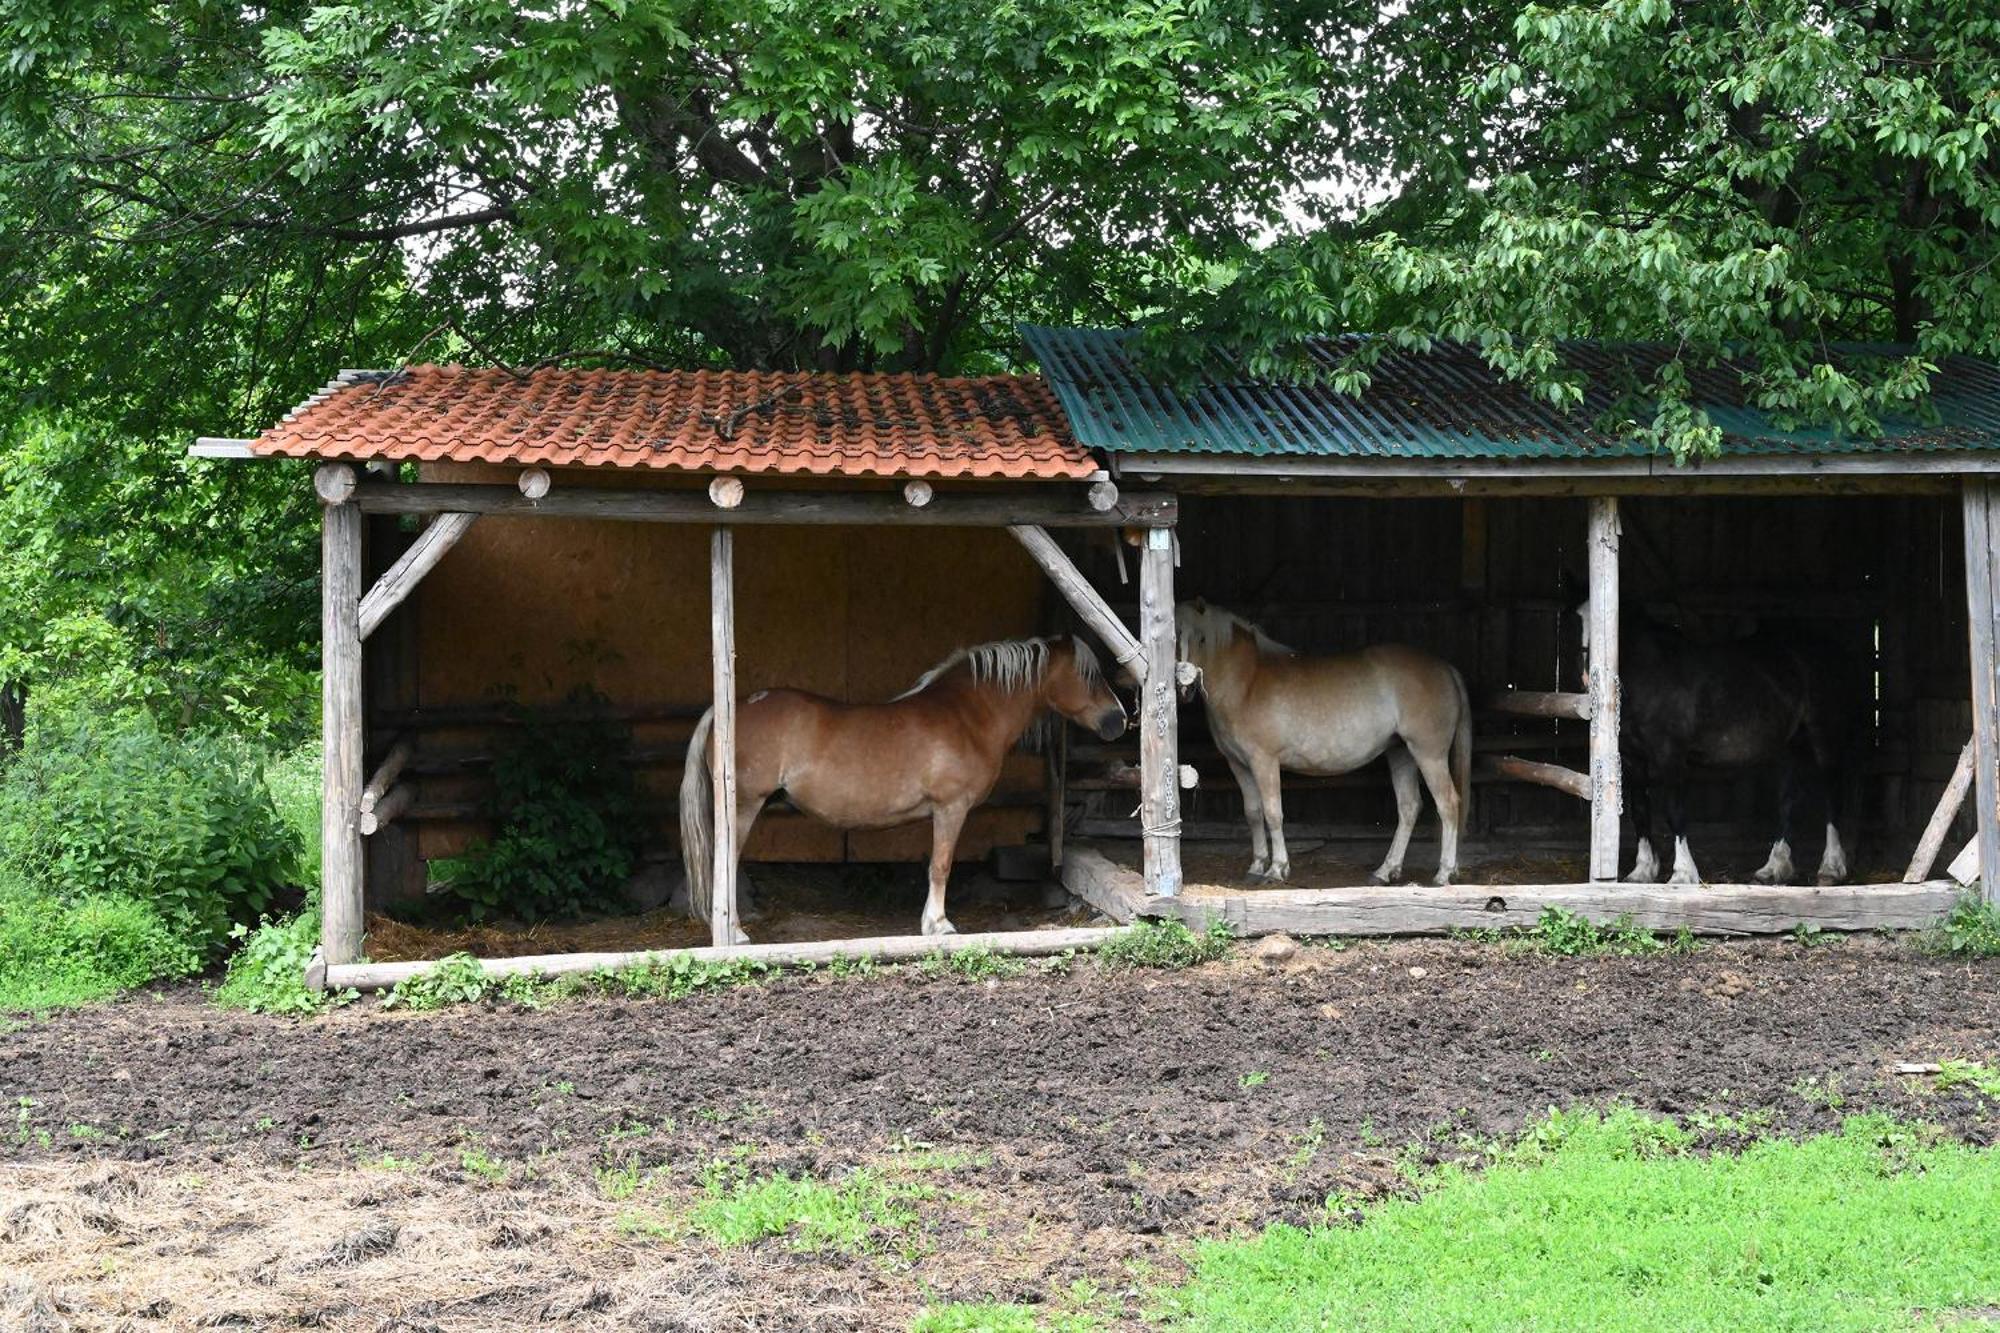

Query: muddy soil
4 937 1998 1331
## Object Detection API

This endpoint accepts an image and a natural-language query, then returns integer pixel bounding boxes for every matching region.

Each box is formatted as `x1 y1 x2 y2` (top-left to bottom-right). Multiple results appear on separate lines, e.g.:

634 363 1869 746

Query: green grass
685 1159 932 1255
0 874 202 1012
1097 917 1234 968
1157 1108 2000 1331
1918 893 2000 958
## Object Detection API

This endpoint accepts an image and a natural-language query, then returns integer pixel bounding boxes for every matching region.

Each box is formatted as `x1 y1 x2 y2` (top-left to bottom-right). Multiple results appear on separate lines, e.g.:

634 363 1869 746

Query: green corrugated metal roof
1020 325 2000 459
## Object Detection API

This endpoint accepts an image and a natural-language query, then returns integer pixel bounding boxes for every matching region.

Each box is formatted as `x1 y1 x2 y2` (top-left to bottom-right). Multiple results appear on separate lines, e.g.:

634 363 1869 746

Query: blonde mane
1177 601 1292 661
895 635 1102 700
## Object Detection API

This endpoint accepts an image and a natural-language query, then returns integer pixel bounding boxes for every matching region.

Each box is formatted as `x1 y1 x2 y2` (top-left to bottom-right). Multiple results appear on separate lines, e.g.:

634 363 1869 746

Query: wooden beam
1007 525 1146 677
1063 849 1957 936
323 926 1130 991
1137 527 1183 897
709 527 741 947
357 512 477 640
708 476 745 509
903 480 934 508
1586 496 1623 882
1483 754 1590 800
1964 478 2000 905
1904 739 1975 883
1484 689 1592 721
320 467 365 966
354 480 1175 528
359 737 414 814
517 467 552 499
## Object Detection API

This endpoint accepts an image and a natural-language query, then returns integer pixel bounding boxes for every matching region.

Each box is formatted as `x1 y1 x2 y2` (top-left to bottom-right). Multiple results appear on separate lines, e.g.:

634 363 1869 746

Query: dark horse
1581 603 1856 885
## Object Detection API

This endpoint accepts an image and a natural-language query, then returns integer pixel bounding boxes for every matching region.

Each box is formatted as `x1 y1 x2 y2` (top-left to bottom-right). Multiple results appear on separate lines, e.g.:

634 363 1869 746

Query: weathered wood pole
709 527 742 945
1137 526 1183 897
1961 479 2000 903
317 463 366 965
1045 724 1068 871
1905 739 1974 884
357 511 477 640
1586 496 1623 882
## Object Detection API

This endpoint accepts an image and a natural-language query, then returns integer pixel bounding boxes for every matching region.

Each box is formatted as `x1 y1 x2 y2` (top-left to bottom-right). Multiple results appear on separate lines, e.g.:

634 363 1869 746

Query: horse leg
1662 762 1702 886
1249 752 1290 882
1409 744 1464 886
920 802 970 936
1625 751 1660 883
1754 759 1802 885
1224 751 1271 880
1813 751 1850 885
1372 746 1421 885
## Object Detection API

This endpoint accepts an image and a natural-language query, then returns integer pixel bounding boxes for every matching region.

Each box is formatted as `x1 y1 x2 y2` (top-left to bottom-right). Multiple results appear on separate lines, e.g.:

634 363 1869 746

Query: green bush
1919 894 2000 958
0 711 298 954
215 907 353 1015
0 875 202 1010
436 697 642 922
1098 917 1235 968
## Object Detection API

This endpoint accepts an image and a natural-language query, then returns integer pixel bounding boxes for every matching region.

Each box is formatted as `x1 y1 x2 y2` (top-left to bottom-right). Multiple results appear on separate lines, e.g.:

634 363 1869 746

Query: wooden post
1905 739 1974 883
319 464 365 965
1962 479 2000 903
1586 496 1622 882
709 527 741 945
1137 526 1182 896
1046 724 1068 871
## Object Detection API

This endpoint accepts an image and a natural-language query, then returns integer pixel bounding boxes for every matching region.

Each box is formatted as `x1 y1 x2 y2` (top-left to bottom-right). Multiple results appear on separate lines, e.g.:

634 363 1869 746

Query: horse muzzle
1094 709 1128 742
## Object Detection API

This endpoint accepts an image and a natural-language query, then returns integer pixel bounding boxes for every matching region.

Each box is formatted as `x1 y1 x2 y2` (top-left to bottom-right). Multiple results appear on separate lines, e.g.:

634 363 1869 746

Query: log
357 511 477 640
1161 879 1961 938
320 485 365 966
314 462 357 505
517 467 552 499
354 480 1176 528
1007 525 1146 677
1904 739 1975 883
360 737 414 813
1964 478 2000 904
323 926 1131 992
1484 690 1592 721
1087 480 1119 511
1137 527 1183 897
358 783 414 837
1061 849 1157 923
1484 754 1590 800
709 527 741 947
708 476 745 509
903 480 934 508
1586 496 1622 881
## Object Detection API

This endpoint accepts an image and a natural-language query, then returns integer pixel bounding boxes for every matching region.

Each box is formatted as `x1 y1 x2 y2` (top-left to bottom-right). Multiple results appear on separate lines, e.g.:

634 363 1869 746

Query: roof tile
249 365 1096 480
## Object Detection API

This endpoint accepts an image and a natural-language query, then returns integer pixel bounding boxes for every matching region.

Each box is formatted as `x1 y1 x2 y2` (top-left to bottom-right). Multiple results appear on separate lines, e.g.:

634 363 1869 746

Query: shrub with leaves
436 697 643 922
1098 917 1235 969
215 907 355 1015
0 873 202 1011
1919 895 2000 959
0 710 297 955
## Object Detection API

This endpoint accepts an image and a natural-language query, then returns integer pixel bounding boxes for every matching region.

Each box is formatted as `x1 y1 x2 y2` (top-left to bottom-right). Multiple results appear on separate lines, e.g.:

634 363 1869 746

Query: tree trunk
0 679 24 756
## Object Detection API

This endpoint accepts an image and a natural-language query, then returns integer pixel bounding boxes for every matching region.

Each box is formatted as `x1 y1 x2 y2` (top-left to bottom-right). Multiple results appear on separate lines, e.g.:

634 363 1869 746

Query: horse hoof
923 918 958 937
1816 873 1842 887
1429 871 1454 888
1668 872 1700 887
1371 868 1403 886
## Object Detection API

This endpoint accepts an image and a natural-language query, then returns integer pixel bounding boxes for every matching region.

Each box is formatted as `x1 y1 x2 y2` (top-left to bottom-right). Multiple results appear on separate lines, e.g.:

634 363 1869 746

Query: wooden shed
1023 327 2000 937
197 365 1185 988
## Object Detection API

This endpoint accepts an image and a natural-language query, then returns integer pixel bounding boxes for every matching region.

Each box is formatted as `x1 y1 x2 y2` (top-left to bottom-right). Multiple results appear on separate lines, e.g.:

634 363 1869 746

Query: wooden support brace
1484 754 1591 800
1905 739 1975 884
1586 496 1623 882
1137 526 1182 897
358 783 414 837
358 512 477 640
360 737 415 814
1008 524 1146 678
318 464 365 966
1964 479 2000 905
709 527 742 947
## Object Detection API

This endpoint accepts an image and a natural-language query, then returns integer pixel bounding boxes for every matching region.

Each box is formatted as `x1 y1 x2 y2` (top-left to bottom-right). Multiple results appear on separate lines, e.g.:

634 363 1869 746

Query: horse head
1176 598 1286 701
1044 636 1128 741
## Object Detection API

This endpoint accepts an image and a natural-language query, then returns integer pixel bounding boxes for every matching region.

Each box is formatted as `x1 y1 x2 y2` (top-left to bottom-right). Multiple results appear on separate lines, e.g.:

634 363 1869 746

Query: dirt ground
4 936 1999 1331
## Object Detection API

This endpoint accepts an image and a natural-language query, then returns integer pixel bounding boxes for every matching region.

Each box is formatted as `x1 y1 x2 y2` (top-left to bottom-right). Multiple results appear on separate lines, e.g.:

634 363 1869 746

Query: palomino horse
1176 600 1473 886
680 635 1127 942
1580 603 1854 886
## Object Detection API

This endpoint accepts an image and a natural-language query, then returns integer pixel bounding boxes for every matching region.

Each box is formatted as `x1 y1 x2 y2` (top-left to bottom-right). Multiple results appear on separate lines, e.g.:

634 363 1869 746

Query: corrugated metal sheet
252 365 1097 480
1020 326 2000 458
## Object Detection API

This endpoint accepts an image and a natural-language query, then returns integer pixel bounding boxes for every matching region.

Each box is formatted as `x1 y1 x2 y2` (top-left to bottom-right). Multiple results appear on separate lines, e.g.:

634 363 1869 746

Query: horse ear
1191 596 1207 612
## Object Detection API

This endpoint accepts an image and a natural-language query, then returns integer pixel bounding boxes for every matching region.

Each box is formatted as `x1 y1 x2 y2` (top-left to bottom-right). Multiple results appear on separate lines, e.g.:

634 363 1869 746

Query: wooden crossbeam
354 481 1175 528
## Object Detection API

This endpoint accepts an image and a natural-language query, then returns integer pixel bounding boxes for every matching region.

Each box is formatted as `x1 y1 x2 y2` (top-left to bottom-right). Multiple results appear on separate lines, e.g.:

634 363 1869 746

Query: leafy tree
1177 0 2000 455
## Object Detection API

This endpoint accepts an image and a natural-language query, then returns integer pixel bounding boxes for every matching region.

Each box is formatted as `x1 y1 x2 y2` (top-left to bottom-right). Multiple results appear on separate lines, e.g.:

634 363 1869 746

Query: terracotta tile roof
251 365 1097 480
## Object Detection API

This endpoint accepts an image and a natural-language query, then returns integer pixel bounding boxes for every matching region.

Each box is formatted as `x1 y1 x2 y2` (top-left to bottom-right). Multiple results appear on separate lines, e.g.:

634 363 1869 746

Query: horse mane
894 635 1101 700
1181 601 1293 657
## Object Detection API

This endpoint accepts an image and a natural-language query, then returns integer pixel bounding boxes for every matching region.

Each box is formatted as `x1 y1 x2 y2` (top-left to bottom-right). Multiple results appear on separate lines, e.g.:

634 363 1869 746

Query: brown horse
1176 600 1473 886
680 635 1127 942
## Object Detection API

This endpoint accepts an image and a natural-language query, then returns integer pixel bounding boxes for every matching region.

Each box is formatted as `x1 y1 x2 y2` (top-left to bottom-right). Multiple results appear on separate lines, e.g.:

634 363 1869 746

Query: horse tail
680 707 716 925
1449 664 1473 836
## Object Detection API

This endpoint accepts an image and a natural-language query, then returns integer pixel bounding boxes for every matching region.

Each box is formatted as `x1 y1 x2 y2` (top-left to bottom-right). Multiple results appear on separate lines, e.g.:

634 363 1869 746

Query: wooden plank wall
1094 492 1967 863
